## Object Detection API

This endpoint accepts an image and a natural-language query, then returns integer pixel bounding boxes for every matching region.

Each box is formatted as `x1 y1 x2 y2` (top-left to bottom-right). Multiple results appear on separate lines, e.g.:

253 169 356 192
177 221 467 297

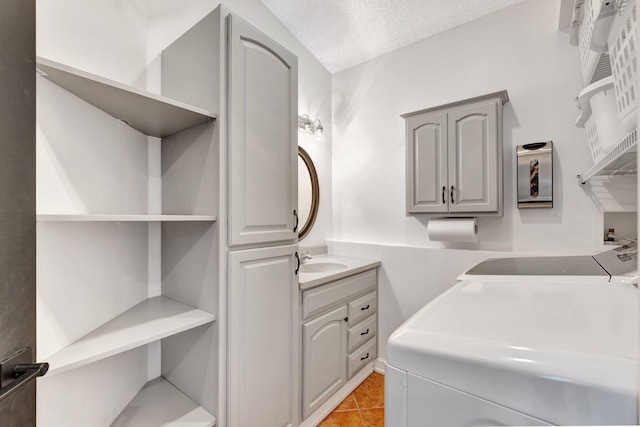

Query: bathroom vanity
298 255 380 420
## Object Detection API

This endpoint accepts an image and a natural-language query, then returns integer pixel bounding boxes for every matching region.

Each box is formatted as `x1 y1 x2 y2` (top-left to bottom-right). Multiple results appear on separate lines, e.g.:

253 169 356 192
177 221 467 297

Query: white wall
332 0 595 254
37 0 149 87
330 0 612 360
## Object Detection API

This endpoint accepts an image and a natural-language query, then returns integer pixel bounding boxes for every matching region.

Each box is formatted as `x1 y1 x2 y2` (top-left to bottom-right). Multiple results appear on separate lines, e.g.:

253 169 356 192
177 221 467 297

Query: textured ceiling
260 0 524 73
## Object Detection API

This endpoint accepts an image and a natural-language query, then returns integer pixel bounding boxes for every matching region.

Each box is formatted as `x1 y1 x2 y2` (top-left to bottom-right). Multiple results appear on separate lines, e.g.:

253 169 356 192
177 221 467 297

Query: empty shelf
578 129 637 185
46 296 215 376
36 57 215 138
111 377 216 427
37 214 217 222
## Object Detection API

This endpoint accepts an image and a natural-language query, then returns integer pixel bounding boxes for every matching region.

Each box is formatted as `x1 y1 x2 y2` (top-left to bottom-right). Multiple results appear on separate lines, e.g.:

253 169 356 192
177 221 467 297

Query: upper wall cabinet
403 91 509 216
228 14 298 247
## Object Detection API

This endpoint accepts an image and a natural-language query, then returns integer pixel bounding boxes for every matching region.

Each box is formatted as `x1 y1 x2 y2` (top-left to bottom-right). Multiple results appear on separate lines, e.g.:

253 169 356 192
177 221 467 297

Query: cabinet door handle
343 317 349 322
360 353 370 361
295 252 300 275
442 186 446 204
360 328 370 336
360 304 370 311
293 209 299 233
450 185 455 204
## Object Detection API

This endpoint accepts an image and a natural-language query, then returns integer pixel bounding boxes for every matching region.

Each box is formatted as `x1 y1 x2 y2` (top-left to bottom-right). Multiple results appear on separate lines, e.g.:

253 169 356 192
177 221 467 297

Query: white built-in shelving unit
36 10 223 423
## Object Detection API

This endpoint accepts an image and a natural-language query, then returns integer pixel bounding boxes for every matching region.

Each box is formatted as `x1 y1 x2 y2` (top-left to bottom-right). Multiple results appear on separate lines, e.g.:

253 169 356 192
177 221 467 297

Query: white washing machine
386 247 639 426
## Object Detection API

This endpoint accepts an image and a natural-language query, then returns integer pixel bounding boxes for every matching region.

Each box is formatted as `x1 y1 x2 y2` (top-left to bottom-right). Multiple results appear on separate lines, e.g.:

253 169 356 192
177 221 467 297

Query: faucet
300 251 313 264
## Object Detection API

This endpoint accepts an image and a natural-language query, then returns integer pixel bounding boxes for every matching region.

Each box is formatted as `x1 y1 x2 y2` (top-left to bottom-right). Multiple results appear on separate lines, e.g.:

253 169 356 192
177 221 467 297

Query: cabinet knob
360 328 370 336
360 304 370 311
343 317 348 322
360 353 370 361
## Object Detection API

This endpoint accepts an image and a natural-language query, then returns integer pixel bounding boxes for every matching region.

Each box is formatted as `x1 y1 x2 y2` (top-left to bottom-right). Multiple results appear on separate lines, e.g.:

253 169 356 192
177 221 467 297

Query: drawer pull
360 328 370 336
360 353 370 361
360 304 370 311
344 317 349 322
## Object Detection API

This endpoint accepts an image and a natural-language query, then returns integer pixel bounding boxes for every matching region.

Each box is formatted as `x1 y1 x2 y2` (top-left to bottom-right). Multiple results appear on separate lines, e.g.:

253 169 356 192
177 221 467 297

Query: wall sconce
298 114 323 135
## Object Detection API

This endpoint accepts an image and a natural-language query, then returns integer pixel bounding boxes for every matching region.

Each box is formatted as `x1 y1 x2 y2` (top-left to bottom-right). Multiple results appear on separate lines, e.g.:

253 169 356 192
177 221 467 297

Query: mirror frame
298 146 320 240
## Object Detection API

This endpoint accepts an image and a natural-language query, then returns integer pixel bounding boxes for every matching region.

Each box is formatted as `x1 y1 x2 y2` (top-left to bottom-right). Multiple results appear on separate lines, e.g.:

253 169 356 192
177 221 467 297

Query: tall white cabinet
226 13 300 427
36 4 298 427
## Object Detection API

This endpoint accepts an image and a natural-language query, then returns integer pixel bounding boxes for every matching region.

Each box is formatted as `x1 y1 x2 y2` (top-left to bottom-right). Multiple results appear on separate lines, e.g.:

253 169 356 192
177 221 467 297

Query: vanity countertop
298 254 381 290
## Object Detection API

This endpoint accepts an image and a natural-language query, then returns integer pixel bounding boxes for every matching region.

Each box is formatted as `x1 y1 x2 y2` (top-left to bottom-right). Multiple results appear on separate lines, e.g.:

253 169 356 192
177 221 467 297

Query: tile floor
318 372 384 427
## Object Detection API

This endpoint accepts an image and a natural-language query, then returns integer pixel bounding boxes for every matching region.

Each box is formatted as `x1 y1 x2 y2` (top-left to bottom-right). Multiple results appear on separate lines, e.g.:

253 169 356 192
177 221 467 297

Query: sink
300 262 349 274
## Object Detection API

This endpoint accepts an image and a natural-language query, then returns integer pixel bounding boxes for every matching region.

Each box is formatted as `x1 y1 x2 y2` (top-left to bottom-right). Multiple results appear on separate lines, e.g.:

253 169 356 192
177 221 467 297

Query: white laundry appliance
386 247 639 426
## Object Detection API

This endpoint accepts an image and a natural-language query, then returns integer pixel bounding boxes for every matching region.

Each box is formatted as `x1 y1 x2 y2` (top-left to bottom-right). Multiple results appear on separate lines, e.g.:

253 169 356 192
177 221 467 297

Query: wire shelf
578 128 637 185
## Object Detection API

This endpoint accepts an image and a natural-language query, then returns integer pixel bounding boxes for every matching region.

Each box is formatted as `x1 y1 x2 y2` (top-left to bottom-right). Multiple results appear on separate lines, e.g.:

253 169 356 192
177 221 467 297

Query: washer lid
458 255 610 282
387 280 639 426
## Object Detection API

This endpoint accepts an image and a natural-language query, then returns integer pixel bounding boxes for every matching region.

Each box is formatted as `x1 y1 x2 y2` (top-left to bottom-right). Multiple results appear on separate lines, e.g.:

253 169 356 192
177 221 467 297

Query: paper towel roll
427 218 478 242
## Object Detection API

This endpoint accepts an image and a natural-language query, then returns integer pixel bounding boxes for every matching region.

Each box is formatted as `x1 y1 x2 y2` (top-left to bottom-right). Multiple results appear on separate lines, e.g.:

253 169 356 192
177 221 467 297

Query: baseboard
373 357 386 374
299 360 380 427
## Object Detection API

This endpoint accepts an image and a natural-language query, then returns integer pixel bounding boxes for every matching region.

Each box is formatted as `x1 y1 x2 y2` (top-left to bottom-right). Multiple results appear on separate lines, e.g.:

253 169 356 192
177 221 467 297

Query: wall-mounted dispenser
517 141 553 208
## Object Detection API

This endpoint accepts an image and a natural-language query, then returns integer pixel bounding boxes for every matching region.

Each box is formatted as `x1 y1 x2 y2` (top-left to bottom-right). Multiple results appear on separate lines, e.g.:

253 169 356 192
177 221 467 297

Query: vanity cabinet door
228 244 300 427
405 110 449 214
302 305 348 418
228 13 298 247
447 99 501 214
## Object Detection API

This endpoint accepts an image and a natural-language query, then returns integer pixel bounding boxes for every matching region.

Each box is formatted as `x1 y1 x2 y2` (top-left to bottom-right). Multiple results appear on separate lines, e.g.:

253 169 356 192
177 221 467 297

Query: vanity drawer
348 315 376 353
348 337 376 379
348 291 376 327
302 269 376 320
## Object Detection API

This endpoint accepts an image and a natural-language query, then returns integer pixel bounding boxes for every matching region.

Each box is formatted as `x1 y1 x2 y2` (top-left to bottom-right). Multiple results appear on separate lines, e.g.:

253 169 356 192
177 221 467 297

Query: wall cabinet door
228 244 299 427
405 111 449 213
448 99 500 214
228 14 298 247
302 305 348 418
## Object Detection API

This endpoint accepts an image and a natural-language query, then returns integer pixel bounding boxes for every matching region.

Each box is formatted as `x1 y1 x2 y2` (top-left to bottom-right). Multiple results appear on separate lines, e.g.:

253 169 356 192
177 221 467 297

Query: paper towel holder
427 217 478 242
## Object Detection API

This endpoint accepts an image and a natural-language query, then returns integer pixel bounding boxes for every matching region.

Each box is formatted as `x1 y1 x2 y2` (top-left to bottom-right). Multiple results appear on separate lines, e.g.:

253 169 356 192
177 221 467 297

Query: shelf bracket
577 174 587 187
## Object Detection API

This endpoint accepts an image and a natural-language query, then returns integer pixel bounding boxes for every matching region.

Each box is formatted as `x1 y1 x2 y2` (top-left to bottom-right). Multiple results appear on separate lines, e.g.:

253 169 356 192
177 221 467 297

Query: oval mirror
298 146 319 240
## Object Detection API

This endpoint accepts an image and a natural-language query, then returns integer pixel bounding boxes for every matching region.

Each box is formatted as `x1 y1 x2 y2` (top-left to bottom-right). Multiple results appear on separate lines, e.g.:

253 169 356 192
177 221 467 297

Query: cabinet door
228 14 298 247
302 305 348 418
228 244 299 427
405 111 449 213
447 100 501 213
